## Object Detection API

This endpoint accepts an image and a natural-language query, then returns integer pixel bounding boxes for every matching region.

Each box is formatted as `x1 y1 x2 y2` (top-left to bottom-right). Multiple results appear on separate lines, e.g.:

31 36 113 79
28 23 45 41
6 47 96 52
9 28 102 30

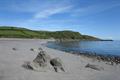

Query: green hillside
0 26 101 40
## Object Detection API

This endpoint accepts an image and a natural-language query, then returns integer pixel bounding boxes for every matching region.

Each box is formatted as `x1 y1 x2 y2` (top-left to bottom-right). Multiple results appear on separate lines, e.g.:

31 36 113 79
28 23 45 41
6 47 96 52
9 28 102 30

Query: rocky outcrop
50 58 65 72
23 50 52 72
33 50 51 67
23 49 65 72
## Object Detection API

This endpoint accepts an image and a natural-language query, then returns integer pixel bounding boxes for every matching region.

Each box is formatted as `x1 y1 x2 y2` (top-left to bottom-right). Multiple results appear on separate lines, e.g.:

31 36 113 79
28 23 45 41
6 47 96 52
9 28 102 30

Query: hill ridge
0 26 100 40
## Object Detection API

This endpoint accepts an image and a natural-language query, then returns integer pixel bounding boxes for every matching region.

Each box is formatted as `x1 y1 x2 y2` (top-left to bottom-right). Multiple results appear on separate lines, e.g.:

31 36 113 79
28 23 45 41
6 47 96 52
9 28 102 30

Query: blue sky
0 0 120 40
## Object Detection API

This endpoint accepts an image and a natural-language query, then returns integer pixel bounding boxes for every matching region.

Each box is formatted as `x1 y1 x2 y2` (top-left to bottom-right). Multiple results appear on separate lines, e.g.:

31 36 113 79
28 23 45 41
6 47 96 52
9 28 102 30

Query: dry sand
0 38 120 80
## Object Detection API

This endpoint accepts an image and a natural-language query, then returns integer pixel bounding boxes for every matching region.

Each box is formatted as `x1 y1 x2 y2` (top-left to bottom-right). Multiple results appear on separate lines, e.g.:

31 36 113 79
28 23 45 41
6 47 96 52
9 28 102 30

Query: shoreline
1 38 119 65
71 51 120 65
0 38 120 80
45 40 120 65
46 45 120 65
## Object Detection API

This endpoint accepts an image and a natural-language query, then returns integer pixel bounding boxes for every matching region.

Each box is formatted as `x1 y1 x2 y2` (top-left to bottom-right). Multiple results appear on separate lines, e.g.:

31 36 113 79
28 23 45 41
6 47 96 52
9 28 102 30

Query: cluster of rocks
72 51 120 65
23 48 65 72
12 47 43 52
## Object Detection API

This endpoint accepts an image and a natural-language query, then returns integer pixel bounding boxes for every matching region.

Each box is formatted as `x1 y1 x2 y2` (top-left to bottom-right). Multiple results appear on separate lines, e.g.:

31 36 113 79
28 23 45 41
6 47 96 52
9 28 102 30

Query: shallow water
46 41 120 56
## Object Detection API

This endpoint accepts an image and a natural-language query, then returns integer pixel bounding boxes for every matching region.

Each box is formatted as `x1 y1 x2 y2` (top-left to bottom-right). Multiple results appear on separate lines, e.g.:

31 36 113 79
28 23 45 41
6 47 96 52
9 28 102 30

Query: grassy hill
0 26 101 40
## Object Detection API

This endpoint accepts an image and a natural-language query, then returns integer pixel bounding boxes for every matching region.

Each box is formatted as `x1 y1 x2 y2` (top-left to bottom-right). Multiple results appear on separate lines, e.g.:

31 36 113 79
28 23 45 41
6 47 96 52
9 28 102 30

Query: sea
46 40 120 56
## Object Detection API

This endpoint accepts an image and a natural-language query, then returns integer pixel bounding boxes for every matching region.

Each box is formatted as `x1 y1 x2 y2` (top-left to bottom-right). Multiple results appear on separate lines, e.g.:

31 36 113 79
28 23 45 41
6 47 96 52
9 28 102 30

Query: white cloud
9 0 73 21
1 0 72 13
34 5 72 19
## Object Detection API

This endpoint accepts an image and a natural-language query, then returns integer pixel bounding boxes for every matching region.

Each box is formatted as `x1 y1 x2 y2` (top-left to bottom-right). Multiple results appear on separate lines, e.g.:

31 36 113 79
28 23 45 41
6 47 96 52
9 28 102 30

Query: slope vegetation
0 26 100 40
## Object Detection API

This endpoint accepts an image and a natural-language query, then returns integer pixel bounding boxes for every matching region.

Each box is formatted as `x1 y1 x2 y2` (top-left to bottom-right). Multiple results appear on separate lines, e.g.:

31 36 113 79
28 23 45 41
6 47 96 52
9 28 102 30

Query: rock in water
50 57 65 72
85 63 104 71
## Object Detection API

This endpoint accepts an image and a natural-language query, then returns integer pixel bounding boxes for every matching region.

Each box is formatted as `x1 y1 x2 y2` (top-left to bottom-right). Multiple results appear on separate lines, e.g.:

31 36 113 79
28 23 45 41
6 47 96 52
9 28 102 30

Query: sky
0 0 120 40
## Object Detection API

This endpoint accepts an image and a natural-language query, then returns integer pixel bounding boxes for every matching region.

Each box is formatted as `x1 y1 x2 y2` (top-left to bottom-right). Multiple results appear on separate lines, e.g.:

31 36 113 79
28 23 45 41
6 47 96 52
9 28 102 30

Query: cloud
34 5 72 19
9 0 73 21
0 0 73 13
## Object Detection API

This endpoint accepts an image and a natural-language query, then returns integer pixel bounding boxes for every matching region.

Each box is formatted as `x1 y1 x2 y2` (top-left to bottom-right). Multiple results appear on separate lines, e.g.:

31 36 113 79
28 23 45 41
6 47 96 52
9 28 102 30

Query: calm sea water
46 41 120 56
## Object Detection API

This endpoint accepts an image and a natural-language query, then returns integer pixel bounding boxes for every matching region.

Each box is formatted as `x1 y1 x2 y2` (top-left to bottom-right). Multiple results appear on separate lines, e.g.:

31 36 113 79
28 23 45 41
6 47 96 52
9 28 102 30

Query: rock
22 61 34 70
23 50 52 72
30 47 43 52
85 63 104 71
33 50 51 67
12 48 17 51
38 47 43 51
50 57 65 72
23 49 65 72
30 48 34 51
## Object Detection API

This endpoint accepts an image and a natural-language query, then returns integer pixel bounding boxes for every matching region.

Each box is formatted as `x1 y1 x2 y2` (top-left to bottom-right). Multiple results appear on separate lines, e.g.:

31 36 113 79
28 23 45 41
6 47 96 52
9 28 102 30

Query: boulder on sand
50 57 65 72
23 49 65 72
12 48 17 51
85 63 104 71
23 50 52 72
33 50 51 67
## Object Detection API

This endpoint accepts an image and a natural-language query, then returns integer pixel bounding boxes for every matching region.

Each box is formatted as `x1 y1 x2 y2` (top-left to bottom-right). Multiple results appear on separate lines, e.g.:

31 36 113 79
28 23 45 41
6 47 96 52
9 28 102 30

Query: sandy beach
0 38 120 80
